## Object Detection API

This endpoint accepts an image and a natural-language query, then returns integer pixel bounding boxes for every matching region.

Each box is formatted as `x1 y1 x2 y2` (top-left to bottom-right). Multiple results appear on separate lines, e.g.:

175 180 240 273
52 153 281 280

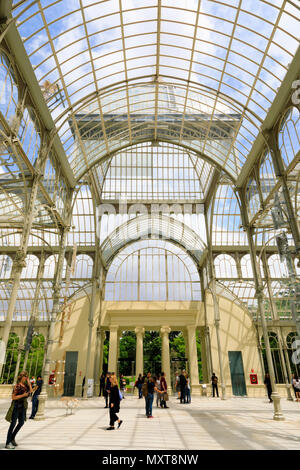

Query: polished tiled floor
1 394 300 450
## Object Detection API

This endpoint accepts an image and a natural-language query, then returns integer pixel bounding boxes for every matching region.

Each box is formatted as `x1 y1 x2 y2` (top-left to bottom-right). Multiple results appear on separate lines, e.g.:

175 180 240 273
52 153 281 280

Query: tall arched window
261 332 284 384
286 332 300 377
44 255 67 279
21 254 40 279
214 254 238 278
105 240 200 301
71 255 93 279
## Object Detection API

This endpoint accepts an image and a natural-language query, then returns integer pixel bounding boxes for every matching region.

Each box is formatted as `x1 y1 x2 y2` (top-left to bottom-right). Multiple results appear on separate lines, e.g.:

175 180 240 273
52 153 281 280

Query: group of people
5 368 300 448
264 373 300 403
175 370 192 403
136 371 169 417
4 372 43 450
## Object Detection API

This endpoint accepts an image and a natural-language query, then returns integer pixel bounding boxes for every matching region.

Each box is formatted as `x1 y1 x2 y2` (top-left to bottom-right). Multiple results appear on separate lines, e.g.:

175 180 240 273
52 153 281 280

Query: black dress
109 385 120 426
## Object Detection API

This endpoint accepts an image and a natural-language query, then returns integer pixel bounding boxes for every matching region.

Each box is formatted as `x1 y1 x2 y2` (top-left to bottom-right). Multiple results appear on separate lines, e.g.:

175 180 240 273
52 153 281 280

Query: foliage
116 330 203 380
0 333 45 384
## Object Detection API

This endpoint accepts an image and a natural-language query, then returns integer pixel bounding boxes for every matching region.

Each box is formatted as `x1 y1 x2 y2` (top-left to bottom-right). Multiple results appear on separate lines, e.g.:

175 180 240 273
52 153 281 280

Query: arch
105 239 201 301
44 254 67 279
59 82 249 181
214 254 238 278
71 254 94 279
99 141 214 200
240 254 263 279
21 254 40 279
268 254 289 278
100 213 206 269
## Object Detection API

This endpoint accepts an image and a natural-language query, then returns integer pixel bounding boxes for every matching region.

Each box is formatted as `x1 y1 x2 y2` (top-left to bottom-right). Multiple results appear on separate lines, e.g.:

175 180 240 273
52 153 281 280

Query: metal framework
0 0 299 420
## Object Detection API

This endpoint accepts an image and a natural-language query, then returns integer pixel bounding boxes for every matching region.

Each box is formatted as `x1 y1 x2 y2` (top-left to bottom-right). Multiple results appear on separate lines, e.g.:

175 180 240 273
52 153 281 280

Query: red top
160 376 167 391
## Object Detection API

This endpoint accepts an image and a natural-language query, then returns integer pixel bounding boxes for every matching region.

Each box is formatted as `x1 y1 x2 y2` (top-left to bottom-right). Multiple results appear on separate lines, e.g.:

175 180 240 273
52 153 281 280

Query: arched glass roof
100 213 206 268
12 0 299 181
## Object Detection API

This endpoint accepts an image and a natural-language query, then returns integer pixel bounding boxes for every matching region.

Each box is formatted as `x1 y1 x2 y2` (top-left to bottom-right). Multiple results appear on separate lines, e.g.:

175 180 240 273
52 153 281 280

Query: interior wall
47 293 272 398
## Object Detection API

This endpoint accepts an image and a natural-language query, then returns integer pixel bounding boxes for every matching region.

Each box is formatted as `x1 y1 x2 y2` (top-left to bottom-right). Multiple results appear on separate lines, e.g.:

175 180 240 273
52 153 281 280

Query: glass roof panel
98 141 214 201
100 213 206 268
12 0 298 181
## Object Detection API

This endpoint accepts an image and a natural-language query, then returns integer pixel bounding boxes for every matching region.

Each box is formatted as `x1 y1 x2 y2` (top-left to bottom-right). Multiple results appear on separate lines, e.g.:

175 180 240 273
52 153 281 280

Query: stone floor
0 394 300 450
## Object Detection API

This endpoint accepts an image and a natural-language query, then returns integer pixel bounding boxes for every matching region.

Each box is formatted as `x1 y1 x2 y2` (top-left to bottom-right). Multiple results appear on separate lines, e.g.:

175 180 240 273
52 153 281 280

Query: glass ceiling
12 0 299 181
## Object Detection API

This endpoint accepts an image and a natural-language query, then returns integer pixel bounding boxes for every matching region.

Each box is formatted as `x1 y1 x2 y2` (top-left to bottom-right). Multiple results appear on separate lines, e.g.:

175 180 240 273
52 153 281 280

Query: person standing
211 373 219 398
175 371 180 399
156 374 162 408
104 372 111 408
179 370 187 404
292 375 300 402
107 375 123 430
264 373 273 403
143 372 162 418
99 373 105 397
119 374 126 399
135 373 143 399
29 375 43 419
81 376 86 398
5 371 32 449
160 372 169 409
185 374 191 403
30 376 36 388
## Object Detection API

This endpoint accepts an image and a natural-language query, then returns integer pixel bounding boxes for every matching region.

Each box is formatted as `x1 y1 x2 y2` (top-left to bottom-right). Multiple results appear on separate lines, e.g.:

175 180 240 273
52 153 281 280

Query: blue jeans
138 384 142 398
6 402 25 445
145 393 154 416
30 394 39 418
185 388 191 403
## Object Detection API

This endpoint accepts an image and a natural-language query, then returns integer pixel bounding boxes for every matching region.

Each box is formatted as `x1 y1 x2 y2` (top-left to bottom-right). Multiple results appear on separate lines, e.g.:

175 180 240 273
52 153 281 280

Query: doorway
228 351 247 396
63 351 78 396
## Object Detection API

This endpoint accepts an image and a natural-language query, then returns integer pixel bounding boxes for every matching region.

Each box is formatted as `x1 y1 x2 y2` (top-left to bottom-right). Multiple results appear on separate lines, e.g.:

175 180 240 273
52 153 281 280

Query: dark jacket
179 374 187 388
109 385 120 413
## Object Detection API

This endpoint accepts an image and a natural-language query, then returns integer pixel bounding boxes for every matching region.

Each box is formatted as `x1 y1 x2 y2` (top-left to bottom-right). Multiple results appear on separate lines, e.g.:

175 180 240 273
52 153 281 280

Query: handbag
163 392 169 401
5 401 14 423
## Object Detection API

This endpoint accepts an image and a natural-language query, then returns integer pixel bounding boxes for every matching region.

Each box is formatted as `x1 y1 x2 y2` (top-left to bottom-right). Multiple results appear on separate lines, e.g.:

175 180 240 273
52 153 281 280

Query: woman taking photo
107 375 123 430
5 371 32 449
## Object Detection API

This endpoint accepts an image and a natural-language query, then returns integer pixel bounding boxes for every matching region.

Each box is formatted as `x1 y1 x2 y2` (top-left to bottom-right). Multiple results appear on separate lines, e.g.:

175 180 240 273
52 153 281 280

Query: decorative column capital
13 250 27 269
186 325 196 332
134 326 145 336
109 324 119 333
97 326 105 337
160 326 171 336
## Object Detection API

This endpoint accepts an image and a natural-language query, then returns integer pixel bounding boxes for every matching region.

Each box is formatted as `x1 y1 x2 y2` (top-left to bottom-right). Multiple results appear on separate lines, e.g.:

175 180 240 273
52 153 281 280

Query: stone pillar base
191 384 201 396
272 392 285 421
34 392 47 420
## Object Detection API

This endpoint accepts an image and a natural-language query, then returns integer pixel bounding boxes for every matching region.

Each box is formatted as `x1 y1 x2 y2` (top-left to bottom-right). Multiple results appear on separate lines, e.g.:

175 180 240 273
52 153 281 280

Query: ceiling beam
236 45 300 190
0 7 76 189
